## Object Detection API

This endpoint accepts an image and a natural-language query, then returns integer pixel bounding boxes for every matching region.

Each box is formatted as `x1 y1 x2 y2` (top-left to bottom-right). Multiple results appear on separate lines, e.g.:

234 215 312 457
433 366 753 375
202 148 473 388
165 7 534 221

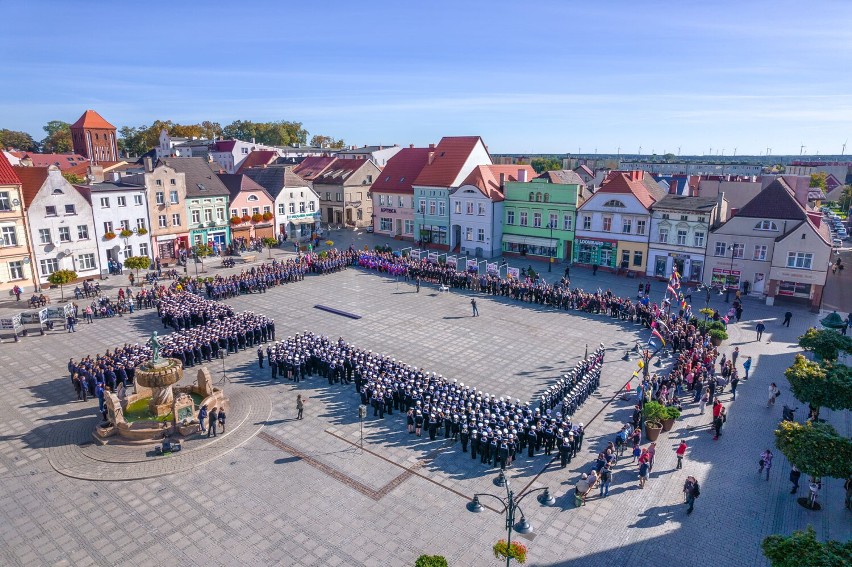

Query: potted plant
136 227 148 235
104 231 117 240
119 228 134 238
708 328 729 346
642 401 667 441
262 211 274 221
414 555 448 567
493 540 527 564
241 214 251 224
251 213 263 223
661 405 681 432
230 216 242 226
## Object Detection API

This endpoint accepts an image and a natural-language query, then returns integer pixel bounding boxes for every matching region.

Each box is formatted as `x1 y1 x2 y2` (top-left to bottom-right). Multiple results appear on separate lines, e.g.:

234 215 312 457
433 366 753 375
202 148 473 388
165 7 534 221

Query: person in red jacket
675 441 687 469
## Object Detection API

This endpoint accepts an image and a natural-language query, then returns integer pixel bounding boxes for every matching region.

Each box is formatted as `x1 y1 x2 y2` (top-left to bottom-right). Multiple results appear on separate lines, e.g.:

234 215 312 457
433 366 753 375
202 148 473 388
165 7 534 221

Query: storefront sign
778 281 811 297
380 207 397 213
288 212 319 219
576 239 613 249
711 267 741 289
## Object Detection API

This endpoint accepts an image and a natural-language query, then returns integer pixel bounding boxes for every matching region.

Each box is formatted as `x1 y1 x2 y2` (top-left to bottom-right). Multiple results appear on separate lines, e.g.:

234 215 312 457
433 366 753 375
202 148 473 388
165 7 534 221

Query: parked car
365 225 374 233
833 238 843 248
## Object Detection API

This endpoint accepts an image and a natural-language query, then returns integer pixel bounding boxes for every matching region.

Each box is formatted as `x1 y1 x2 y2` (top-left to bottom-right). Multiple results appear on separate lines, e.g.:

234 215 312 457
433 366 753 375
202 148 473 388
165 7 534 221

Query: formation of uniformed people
158 292 235 331
161 311 275 367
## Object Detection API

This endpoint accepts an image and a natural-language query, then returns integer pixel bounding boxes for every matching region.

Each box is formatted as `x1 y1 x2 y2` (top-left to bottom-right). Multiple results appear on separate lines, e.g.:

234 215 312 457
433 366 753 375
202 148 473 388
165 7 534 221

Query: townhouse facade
333 145 402 167
243 166 320 239
370 147 433 240
218 174 276 241
0 154 35 292
311 159 380 228
160 158 231 249
86 180 153 273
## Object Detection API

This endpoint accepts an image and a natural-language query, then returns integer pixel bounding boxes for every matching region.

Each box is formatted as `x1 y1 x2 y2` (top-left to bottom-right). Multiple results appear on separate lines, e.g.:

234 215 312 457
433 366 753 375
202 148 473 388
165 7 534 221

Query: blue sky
2 0 851 155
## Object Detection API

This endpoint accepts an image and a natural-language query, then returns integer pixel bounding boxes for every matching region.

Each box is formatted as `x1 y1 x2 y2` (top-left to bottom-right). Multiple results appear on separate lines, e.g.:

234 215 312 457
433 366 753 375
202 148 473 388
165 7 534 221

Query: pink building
370 147 433 239
218 174 276 241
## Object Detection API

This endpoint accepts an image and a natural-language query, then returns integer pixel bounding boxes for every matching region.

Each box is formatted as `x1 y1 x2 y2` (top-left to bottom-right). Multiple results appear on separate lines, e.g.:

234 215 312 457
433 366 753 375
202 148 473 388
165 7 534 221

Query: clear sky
2 0 851 155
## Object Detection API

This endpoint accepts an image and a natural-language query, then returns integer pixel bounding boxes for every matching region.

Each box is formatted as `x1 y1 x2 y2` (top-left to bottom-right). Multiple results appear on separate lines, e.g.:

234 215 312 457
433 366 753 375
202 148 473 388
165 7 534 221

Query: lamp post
547 221 556 272
467 475 554 567
724 244 736 303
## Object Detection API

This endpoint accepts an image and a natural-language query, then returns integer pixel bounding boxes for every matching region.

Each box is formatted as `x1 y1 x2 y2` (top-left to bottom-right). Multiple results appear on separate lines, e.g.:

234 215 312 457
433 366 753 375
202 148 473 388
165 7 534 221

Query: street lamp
467 474 554 567
724 244 736 303
547 221 556 272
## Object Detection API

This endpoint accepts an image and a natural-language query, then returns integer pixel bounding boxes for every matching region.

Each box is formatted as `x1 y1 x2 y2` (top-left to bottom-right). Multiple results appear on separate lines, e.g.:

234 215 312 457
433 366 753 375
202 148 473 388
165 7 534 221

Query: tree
47 269 77 300
530 157 561 173
0 129 38 151
123 256 151 281
762 526 852 567
809 172 827 191
118 125 149 157
262 236 278 258
839 185 852 212
223 120 308 146
798 328 852 362
785 354 852 416
62 172 86 185
663 153 676 163
775 420 852 480
310 135 345 149
192 244 213 269
41 120 72 153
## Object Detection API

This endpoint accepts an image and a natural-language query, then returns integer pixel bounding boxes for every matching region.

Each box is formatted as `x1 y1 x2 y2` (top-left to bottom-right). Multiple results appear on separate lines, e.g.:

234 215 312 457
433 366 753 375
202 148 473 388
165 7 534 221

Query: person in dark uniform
460 425 469 452
257 347 264 368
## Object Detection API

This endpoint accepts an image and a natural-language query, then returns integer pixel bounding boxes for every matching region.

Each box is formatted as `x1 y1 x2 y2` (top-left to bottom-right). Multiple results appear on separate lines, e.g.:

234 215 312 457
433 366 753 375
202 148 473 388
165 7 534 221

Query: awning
502 234 557 247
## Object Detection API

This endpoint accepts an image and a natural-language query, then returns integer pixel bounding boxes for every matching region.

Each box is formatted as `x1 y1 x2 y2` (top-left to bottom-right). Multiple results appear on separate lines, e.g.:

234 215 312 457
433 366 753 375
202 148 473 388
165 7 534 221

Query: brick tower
70 109 118 163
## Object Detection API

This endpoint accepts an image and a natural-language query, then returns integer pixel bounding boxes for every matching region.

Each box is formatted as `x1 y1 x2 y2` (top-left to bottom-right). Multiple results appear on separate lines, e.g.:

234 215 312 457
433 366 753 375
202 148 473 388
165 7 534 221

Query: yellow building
0 154 35 293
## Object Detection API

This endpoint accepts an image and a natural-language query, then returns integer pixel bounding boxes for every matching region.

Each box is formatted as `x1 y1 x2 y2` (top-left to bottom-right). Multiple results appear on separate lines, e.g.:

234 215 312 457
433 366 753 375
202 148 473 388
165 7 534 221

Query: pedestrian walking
759 449 773 480
592 263 599 276
470 298 479 317
217 408 226 433
755 322 765 341
743 356 752 379
675 440 687 469
782 311 792 327
699 389 709 414
296 394 304 420
713 409 724 440
66 315 76 333
198 405 208 434
731 346 739 368
599 464 612 497
208 407 218 437
789 465 801 494
684 476 700 514
768 382 779 407
647 442 657 471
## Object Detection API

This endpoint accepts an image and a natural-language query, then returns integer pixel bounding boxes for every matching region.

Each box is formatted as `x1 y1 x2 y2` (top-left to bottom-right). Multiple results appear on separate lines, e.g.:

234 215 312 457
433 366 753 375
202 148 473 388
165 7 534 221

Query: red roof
213 140 237 152
597 171 663 209
413 136 487 187
293 156 337 181
236 150 278 173
22 152 88 170
70 110 115 130
0 152 21 185
369 148 433 194
13 166 50 207
460 165 537 202
311 158 368 184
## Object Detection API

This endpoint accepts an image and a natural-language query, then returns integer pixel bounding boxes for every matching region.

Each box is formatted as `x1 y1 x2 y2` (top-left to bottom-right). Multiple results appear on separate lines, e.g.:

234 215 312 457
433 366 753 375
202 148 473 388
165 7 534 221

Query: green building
501 170 589 263
162 158 231 249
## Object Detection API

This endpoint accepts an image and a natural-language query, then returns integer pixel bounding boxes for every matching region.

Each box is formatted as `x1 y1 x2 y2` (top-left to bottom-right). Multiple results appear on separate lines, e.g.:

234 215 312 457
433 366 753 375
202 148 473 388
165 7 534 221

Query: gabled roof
335 145 396 155
243 165 311 199
537 169 585 185
413 136 487 187
734 178 806 221
0 152 21 185
574 164 594 177
312 158 370 184
459 165 537 202
22 153 88 170
212 140 237 152
236 150 278 173
217 173 274 203
159 157 230 198
652 194 719 213
13 166 49 207
292 156 337 181
370 148 433 194
596 171 665 209
70 110 115 130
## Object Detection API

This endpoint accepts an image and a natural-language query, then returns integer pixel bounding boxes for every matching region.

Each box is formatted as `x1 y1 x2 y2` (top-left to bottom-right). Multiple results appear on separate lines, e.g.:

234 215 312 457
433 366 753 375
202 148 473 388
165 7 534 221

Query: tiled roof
597 171 664 209
159 157 231 198
370 148 433 194
212 140 237 152
292 156 337 181
70 110 115 130
537 169 585 185
335 145 395 155
652 194 719 213
217 173 274 202
22 152 88 170
236 150 278 173
459 165 536 202
733 178 806 220
13 166 49 207
413 136 486 187
243 166 311 199
312 158 369 184
574 164 594 177
0 152 21 185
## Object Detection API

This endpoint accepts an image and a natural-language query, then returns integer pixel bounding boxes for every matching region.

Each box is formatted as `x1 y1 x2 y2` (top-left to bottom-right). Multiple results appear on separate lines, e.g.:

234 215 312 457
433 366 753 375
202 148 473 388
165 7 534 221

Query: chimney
144 156 153 172
428 143 435 149
518 169 527 183
251 138 256 144
409 144 414 149
108 172 120 182
499 173 506 187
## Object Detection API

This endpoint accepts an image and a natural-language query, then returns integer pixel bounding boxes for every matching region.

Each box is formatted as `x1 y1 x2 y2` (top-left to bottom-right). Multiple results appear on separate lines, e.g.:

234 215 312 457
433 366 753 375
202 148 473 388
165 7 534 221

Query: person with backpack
684 476 700 514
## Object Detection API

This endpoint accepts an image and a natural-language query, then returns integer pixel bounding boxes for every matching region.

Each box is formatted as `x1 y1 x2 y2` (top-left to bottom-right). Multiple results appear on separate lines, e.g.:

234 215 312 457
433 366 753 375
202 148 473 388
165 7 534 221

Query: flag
669 269 681 290
667 284 678 297
651 329 666 347
655 319 670 334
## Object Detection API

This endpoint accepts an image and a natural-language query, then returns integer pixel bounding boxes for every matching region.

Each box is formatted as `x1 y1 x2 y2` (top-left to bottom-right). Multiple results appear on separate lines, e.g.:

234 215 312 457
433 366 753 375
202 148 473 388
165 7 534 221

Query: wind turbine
638 145 642 156
677 146 681 156
800 143 806 156
733 147 737 157
842 140 847 155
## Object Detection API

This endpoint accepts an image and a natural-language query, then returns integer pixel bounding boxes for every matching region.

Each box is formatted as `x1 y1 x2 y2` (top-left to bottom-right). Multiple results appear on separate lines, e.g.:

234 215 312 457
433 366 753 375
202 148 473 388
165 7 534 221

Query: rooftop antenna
842 140 847 155
638 145 642 156
800 143 806 155
677 146 681 156
767 147 772 156
733 147 737 157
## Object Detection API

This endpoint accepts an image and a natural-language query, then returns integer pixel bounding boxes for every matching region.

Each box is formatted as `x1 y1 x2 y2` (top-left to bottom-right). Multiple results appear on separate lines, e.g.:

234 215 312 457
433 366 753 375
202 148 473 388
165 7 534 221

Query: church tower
70 109 118 163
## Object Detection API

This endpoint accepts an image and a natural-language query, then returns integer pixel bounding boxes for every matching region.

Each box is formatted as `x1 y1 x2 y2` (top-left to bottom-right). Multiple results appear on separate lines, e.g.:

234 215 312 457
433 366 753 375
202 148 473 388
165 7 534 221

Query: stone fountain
134 357 183 417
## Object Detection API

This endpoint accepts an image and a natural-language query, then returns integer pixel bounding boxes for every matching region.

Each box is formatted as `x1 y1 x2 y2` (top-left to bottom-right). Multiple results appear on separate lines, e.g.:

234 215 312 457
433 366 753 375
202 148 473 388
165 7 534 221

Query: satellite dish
64 249 71 256
22 257 30 264
12 199 20 206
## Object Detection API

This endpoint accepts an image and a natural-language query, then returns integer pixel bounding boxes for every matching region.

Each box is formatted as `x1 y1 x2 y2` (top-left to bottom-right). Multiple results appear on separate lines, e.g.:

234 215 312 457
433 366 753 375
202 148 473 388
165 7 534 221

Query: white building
243 166 321 239
210 139 283 174
15 165 101 285
334 145 402 168
87 179 153 274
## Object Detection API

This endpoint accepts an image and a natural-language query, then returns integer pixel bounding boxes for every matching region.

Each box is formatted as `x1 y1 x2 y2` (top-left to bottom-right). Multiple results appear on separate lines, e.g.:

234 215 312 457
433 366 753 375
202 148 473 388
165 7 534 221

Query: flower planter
661 418 675 432
645 421 662 442
710 337 723 347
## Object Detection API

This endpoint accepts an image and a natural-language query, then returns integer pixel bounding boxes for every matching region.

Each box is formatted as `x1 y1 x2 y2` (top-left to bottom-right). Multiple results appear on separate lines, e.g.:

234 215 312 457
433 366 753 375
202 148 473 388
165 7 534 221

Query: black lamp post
547 221 556 272
467 474 554 567
724 244 736 303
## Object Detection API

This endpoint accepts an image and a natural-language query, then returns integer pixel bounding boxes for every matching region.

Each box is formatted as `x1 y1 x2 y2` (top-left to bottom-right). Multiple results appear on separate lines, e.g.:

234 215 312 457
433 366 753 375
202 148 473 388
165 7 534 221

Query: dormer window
754 220 778 231
603 199 626 208
247 195 259 202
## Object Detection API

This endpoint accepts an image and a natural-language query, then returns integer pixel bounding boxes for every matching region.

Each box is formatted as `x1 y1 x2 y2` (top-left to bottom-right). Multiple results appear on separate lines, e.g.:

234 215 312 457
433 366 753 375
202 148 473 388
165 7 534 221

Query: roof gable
159 157 231 197
12 166 49 207
459 165 537 202
312 158 373 184
734 178 806 221
370 148 432 194
70 109 115 130
217 173 273 202
243 166 310 198
596 171 663 209
413 136 488 187
0 152 21 185
292 156 337 181
236 150 278 173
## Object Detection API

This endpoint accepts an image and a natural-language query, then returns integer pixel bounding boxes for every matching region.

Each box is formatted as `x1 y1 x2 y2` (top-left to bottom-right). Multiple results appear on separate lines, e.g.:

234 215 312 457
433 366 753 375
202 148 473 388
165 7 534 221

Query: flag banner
507 267 520 279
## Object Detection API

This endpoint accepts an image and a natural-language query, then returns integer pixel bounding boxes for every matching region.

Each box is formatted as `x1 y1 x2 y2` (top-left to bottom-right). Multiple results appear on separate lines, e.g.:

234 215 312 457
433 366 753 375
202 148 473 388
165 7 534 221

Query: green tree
839 185 852 211
123 256 151 281
62 172 86 185
775 420 852 480
762 526 852 567
223 120 308 146
47 269 77 300
785 354 852 417
663 153 676 163
262 236 278 258
530 157 561 173
118 125 149 157
798 328 852 362
192 244 213 269
310 135 345 149
41 120 72 153
809 172 827 190
0 129 38 151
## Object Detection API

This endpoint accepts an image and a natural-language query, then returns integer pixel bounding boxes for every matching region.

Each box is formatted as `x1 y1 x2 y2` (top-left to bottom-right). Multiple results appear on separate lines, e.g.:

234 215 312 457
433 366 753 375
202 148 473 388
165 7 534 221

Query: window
694 231 705 248
419 199 426 213
563 214 572 231
139 243 149 257
633 251 643 267
123 244 132 258
171 213 181 226
241 147 249 155
378 195 385 206
404 220 414 234
65 204 76 215
438 201 445 217
247 195 259 202
250 207 259 216
156 192 164 205
117 196 126 207
0 192 10 211
155 179 162 186
621 250 630 266
661 213 670 220
158 215 167 228
77 253 96 270
533 212 542 228
547 213 558 228
477 228 485 242
45 206 57 216
680 215 689 221
169 191 179 204
429 201 436 215
288 203 295 214
602 216 612 232
40 258 59 275
325 192 331 201
380 218 393 232
536 192 542 202
191 210 201 224
753 245 768 260
755 220 778 231
308 201 315 212
100 197 110 208
506 210 515 225
636 220 646 235
170 178 177 185
732 243 744 259
543 193 550 203
453 201 460 214
466 202 474 215
9 261 23 279
583 215 591 230
38 228 51 244
623 218 632 234
58 226 71 242
299 202 305 213
205 209 213 222
1 226 17 246
137 218 146 230
466 227 473 241
231 208 238 217
658 228 669 243
478 203 486 216
529 192 534 202
241 208 248 217
520 212 528 226
278 204 285 215
134 194 143 206
714 242 727 256
603 199 626 208
336 193 342 202
676 229 688 245
398 196 405 207
787 252 813 269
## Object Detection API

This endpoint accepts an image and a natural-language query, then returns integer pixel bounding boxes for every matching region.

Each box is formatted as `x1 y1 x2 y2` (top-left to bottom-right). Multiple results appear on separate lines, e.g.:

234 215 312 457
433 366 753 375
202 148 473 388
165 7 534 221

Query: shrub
664 406 682 420
708 328 729 341
414 555 448 567
642 401 668 424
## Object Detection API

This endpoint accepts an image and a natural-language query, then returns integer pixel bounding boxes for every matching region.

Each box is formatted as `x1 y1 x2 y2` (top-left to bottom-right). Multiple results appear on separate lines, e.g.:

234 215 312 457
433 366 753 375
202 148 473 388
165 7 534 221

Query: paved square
0 262 848 567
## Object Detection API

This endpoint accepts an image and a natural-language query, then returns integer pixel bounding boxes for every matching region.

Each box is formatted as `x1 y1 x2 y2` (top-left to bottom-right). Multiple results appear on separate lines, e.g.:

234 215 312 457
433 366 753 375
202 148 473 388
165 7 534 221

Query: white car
365 225 374 233
833 238 843 248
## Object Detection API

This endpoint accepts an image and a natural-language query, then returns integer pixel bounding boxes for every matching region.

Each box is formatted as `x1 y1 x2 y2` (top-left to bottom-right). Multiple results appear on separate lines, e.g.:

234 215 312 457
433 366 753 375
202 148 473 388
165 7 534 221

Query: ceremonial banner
466 259 477 270
507 267 520 279
486 262 498 275
427 252 438 263
446 256 457 268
